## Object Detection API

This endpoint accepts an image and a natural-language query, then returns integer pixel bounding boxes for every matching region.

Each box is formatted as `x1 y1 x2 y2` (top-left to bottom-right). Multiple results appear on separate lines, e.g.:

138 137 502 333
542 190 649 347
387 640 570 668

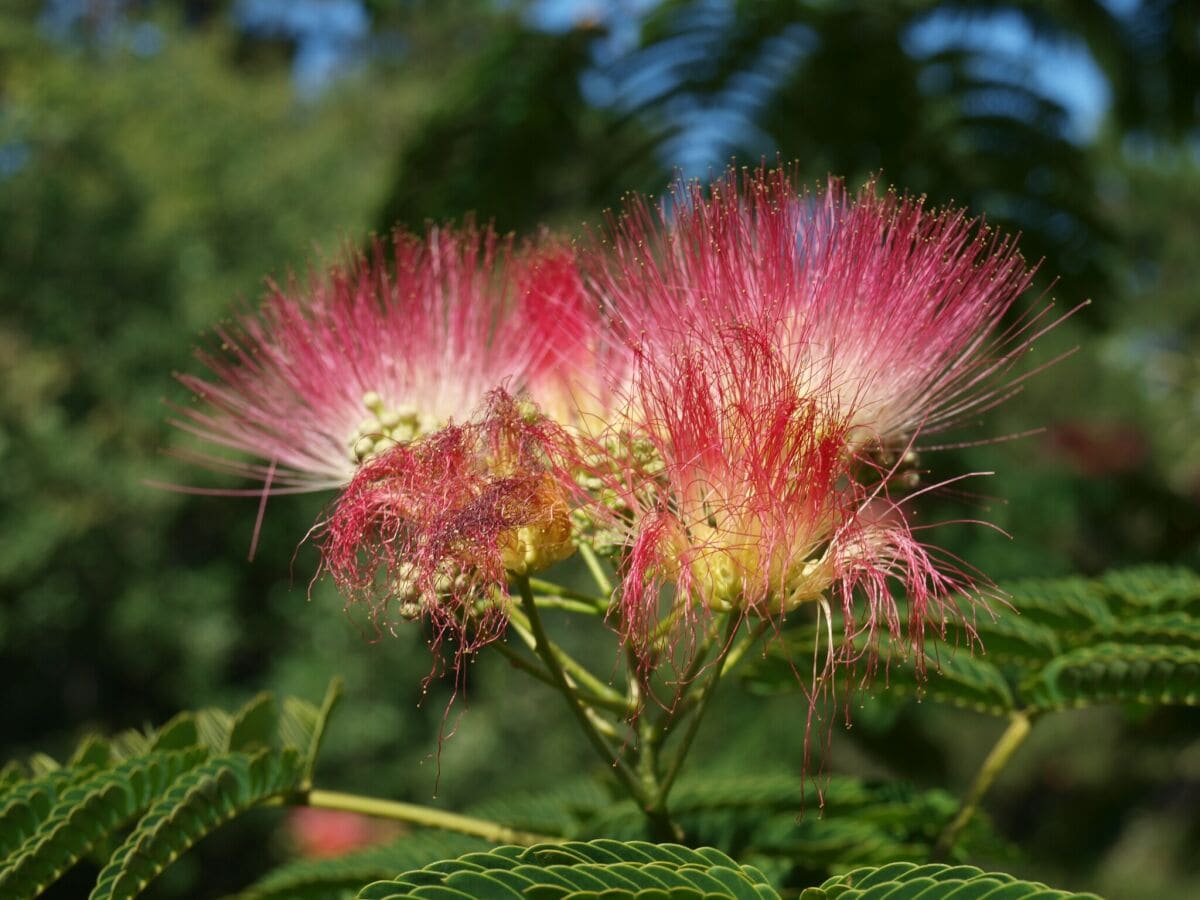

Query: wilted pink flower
172 224 589 493
318 391 582 655
594 166 1065 446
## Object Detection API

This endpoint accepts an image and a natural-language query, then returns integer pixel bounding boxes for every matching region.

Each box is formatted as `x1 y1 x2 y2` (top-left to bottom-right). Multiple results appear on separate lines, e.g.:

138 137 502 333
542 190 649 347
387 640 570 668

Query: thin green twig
932 710 1034 859
661 616 773 727
295 789 559 846
527 577 608 611
532 595 609 615
491 636 627 736
506 605 631 713
655 614 742 804
513 575 647 805
578 543 614 596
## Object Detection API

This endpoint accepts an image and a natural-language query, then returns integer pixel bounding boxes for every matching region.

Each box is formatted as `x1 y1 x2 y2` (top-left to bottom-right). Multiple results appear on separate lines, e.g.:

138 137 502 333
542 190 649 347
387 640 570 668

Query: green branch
527 577 608 612
297 789 559 846
655 614 742 805
490 635 630 719
932 710 1034 859
512 575 648 806
578 543 614 596
505 605 632 714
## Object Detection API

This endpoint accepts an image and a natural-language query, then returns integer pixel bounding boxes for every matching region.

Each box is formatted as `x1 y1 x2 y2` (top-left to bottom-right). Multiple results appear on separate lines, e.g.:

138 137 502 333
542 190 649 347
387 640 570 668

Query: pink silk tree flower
514 242 632 437
318 391 582 654
610 323 963 664
592 166 1067 449
172 224 586 494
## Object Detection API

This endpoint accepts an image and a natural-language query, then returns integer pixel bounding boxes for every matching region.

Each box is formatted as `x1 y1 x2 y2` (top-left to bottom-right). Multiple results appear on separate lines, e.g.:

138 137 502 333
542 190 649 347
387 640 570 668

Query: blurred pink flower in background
285 807 395 859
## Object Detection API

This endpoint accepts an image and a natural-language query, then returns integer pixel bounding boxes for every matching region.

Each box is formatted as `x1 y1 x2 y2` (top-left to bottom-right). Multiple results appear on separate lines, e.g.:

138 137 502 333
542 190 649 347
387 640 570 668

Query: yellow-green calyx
689 537 834 611
500 477 576 576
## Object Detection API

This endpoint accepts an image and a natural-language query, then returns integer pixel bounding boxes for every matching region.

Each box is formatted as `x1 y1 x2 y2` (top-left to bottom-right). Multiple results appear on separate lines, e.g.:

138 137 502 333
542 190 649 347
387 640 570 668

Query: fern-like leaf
1073 612 1200 649
227 693 279 752
0 682 340 898
90 748 304 900
1021 643 1200 711
1001 577 1114 632
1097 565 1200 615
356 840 779 899
0 767 95 859
744 640 1014 716
807 861 1101 898
0 747 209 897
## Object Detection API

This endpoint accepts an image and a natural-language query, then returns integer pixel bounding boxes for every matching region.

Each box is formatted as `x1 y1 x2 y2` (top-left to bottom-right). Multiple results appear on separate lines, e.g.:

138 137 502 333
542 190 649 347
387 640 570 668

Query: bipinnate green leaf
571 772 1001 881
69 735 114 769
0 748 209 897
0 767 95 858
746 568 1200 718
0 762 23 794
226 693 278 752
868 647 1014 715
0 681 340 898
1021 643 1200 711
1000 577 1114 632
744 639 1014 717
964 613 1061 665
1074 612 1200 649
90 748 304 900
287 677 343 787
149 711 200 752
1097 565 1200 615
356 840 779 899
805 861 1102 898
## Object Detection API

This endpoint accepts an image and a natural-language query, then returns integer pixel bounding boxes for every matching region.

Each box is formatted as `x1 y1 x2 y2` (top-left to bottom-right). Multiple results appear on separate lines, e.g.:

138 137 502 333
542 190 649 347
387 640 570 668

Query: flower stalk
512 574 647 806
294 789 560 846
932 709 1035 859
654 614 742 805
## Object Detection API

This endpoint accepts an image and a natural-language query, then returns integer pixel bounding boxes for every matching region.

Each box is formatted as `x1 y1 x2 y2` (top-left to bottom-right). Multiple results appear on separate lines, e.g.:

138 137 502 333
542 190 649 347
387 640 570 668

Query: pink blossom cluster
174 166 1065 671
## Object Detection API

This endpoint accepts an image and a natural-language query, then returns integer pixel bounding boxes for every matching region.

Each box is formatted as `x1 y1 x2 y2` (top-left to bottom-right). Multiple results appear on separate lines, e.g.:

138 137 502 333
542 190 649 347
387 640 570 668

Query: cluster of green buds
571 431 666 557
388 560 470 621
348 391 442 464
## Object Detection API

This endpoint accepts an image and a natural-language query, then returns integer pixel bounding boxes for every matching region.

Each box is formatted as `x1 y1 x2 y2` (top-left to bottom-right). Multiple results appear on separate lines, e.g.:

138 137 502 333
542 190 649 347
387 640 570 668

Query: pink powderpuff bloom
592 165 1072 448
611 323 965 668
318 391 583 659
513 241 632 436
172 223 596 495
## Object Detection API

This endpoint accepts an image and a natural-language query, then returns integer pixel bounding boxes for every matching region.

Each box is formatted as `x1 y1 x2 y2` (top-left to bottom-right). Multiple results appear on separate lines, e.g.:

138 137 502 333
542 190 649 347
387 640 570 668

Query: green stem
655 615 741 804
513 574 647 805
720 618 773 674
578 543 614 596
635 706 682 842
532 595 609 615
527 577 607 611
506 606 631 713
932 710 1034 859
490 636 629 719
296 789 559 846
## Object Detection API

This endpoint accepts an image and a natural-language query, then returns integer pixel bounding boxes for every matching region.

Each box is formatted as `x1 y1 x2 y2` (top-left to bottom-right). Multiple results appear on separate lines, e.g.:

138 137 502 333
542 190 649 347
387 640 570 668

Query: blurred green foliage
1 1 1198 898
